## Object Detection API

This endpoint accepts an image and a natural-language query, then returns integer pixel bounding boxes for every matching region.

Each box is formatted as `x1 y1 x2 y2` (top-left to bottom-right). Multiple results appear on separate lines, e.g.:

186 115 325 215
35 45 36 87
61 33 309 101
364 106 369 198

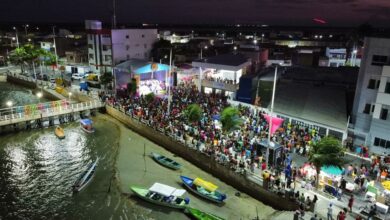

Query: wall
106 105 299 211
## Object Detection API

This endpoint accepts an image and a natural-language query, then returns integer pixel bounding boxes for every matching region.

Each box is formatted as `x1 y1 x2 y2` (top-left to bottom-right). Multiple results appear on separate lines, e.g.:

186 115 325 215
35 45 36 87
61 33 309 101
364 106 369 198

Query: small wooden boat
180 176 227 203
55 126 65 139
72 158 99 193
151 152 182 170
80 118 95 133
130 182 189 209
185 207 225 220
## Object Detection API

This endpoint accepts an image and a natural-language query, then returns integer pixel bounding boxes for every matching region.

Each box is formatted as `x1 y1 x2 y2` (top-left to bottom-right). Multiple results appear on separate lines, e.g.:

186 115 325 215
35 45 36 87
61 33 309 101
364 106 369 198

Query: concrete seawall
106 105 299 211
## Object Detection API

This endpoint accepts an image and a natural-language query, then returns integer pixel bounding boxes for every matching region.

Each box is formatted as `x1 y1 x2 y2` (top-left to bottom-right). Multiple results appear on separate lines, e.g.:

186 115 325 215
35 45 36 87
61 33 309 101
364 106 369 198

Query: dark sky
1 0 390 26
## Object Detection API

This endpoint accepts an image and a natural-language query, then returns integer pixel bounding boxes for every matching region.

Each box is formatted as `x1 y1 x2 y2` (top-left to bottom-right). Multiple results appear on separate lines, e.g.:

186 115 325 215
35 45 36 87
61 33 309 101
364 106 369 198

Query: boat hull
130 186 187 209
180 176 225 203
73 159 98 193
55 127 65 139
151 152 181 170
80 126 95 133
185 207 225 220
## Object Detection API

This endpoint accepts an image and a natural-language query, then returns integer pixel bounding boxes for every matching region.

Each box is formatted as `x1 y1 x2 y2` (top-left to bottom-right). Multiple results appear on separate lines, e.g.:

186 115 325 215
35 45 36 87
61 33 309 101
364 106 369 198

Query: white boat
72 158 99 193
80 118 95 133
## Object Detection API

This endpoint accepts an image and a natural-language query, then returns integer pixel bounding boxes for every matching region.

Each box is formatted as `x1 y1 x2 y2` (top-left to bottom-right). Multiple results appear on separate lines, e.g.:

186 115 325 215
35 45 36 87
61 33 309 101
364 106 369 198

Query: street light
253 39 258 44
24 24 29 36
37 92 42 103
13 26 19 48
6 101 13 118
200 45 208 59
68 92 72 102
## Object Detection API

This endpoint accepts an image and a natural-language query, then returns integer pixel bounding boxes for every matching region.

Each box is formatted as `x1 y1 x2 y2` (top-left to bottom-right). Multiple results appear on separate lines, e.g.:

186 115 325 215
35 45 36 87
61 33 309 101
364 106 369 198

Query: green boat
185 207 225 220
151 152 182 170
130 182 189 209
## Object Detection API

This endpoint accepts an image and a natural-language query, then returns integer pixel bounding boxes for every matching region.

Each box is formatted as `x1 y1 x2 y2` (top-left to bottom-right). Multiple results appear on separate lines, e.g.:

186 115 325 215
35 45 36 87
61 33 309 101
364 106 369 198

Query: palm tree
308 136 345 188
220 106 243 133
184 104 202 123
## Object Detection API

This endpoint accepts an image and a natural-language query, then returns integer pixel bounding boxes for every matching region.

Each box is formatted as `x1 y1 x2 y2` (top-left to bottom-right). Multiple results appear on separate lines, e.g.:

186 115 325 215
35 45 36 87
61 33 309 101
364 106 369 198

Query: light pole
6 101 13 119
24 24 29 36
52 26 59 69
200 45 208 59
37 92 42 103
167 48 173 115
265 65 278 170
13 27 19 48
68 92 72 102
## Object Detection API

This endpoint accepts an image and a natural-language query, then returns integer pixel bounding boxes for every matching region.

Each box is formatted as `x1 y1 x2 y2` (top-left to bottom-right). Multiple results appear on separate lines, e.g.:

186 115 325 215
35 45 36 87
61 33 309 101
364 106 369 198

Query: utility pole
112 0 117 29
266 65 278 170
167 48 172 115
52 26 59 71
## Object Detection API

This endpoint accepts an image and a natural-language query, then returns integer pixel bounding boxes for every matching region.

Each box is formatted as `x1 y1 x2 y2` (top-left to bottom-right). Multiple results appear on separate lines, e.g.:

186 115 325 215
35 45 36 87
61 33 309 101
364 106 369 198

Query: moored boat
151 152 182 170
55 126 65 139
180 176 227 203
80 118 95 133
130 182 189 209
184 207 225 220
72 158 99 193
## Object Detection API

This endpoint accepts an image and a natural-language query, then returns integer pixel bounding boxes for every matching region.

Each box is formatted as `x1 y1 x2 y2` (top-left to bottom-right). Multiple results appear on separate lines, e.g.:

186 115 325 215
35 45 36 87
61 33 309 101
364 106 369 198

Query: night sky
1 0 390 26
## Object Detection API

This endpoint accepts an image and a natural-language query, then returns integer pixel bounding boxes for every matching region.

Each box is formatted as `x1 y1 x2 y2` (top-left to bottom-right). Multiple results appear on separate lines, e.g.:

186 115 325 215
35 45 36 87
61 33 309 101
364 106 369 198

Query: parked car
71 73 84 80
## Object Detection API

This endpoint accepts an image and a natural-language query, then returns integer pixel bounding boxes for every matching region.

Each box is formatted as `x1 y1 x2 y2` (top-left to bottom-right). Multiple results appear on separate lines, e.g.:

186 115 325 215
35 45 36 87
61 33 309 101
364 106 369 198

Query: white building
326 47 346 67
85 20 157 74
351 37 390 154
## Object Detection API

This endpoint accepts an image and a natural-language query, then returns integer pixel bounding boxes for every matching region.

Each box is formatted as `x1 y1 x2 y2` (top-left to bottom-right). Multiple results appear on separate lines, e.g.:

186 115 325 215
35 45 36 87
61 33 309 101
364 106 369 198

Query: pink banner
263 114 284 136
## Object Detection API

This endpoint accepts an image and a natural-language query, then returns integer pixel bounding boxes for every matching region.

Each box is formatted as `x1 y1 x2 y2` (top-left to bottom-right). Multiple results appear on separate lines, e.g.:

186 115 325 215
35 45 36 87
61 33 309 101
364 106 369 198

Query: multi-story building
85 20 157 74
351 37 390 154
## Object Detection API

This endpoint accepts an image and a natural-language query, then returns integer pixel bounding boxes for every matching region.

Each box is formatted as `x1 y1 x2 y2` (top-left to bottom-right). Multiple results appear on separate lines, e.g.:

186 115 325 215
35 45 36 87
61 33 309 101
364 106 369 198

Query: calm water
0 83 145 220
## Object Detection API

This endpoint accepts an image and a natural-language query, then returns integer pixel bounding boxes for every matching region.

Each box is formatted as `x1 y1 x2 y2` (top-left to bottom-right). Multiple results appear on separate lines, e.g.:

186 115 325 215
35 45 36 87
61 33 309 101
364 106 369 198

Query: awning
149 182 186 197
80 119 93 125
134 63 170 74
193 178 218 192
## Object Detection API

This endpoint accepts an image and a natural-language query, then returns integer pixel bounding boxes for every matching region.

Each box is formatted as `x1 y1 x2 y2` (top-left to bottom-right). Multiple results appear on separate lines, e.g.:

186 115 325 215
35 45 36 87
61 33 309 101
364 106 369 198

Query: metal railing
0 100 104 126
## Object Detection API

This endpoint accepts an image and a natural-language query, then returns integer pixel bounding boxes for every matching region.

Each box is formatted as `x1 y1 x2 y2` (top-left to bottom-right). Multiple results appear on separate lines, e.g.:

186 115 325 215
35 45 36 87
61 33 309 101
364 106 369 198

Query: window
104 55 111 62
385 82 390 94
374 137 380 146
102 34 111 38
88 44 93 50
127 54 130 60
372 55 388 66
374 137 390 148
126 45 130 51
368 79 376 89
380 139 386 147
142 34 145 38
126 35 129 39
89 53 94 59
363 104 371 114
372 105 375 113
103 45 111 51
89 35 92 40
387 141 390 149
380 108 388 120
144 44 147 49
69 56 74 60
144 52 148 58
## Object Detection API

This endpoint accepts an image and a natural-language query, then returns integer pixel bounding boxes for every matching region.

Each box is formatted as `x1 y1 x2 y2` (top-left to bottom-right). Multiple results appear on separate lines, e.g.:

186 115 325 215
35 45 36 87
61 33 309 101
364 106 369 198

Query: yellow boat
55 126 65 139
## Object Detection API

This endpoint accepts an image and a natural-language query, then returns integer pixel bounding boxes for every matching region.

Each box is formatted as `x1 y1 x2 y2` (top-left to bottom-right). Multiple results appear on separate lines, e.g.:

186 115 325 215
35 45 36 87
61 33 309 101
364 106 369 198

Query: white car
71 73 84 80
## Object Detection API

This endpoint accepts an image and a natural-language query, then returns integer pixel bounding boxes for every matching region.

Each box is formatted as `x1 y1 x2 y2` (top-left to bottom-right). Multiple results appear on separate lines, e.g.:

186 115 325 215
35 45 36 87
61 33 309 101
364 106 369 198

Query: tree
308 136 345 188
184 104 203 123
127 78 137 96
145 92 155 104
220 106 243 133
100 72 113 90
150 39 172 62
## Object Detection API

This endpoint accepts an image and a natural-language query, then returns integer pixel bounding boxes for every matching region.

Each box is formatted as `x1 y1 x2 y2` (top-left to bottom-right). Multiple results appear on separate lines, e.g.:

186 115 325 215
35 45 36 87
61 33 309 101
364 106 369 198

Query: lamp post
6 101 13 119
167 48 173 116
13 27 19 48
37 92 42 103
24 24 29 36
200 45 208 59
68 92 72 103
265 65 278 170
52 26 59 69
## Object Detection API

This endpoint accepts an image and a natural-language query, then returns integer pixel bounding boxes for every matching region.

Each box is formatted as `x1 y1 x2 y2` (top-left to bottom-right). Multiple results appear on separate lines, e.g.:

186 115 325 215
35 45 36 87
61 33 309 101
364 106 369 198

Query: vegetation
100 72 113 90
308 136 344 188
9 44 56 74
184 104 203 123
150 39 172 62
220 106 243 133
127 78 138 96
145 92 155 104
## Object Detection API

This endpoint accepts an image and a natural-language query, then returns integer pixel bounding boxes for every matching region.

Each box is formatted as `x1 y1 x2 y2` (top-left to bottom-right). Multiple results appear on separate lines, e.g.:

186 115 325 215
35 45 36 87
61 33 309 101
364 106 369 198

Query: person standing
327 203 333 220
348 195 354 212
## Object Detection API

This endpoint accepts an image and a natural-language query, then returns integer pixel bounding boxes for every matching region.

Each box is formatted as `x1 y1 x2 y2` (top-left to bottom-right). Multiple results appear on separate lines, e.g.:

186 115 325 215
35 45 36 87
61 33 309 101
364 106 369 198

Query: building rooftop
271 82 347 130
194 54 249 66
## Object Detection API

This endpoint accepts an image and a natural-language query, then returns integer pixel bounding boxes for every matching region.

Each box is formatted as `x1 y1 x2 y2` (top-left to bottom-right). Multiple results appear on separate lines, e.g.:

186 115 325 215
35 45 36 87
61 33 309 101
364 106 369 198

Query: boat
185 207 225 220
151 152 182 170
80 118 95 133
72 158 99 193
130 182 190 209
55 126 65 139
180 176 227 203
